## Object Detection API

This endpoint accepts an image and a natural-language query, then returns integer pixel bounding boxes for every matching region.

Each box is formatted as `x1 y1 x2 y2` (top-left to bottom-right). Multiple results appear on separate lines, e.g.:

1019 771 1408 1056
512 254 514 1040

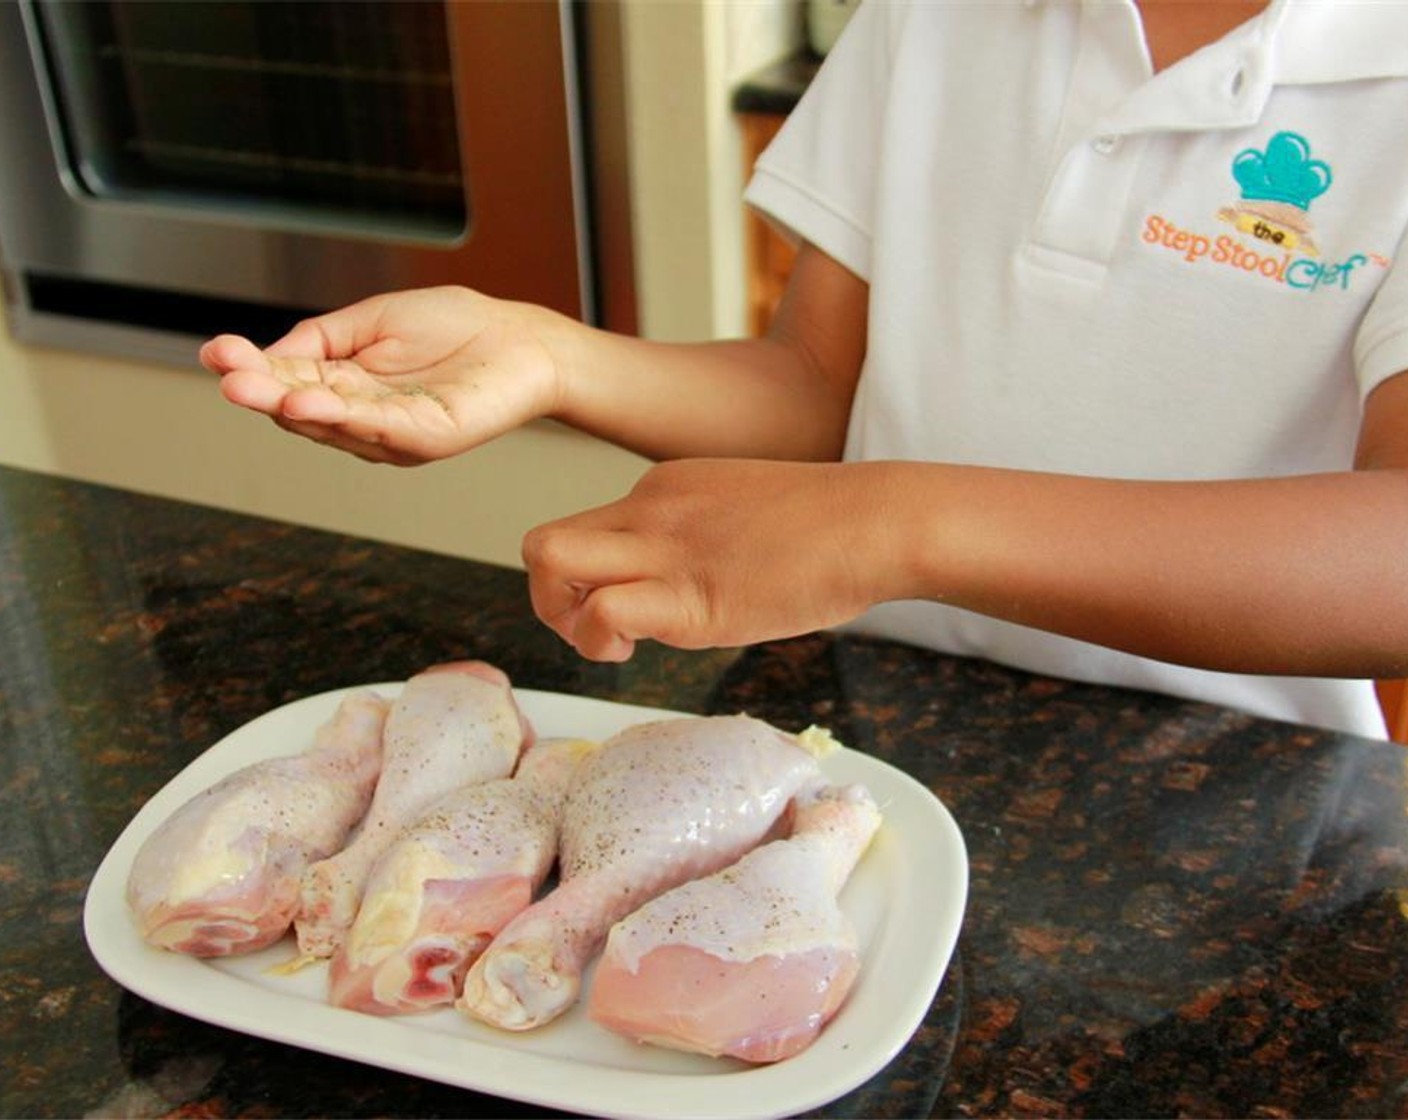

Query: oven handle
15 0 91 204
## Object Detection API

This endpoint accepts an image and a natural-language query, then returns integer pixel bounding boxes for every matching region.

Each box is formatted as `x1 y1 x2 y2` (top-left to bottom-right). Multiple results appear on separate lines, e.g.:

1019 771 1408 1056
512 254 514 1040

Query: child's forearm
545 328 851 462
888 371 1408 678
539 243 868 464
879 461 1408 679
521 451 1407 678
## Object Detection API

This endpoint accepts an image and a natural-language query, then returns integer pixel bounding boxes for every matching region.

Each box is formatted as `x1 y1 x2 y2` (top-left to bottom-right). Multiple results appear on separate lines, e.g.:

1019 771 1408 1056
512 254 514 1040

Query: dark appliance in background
0 0 636 365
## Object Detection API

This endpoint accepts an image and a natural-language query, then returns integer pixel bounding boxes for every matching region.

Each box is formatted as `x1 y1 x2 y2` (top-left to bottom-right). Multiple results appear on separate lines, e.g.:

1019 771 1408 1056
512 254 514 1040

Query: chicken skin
295 661 530 959
588 782 881 1062
456 715 831 1031
126 689 388 957
328 737 598 1015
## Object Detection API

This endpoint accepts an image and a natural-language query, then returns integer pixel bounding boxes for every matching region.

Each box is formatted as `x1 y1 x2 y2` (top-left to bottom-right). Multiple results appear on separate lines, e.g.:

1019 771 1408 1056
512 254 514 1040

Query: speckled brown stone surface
3 464 1407 1118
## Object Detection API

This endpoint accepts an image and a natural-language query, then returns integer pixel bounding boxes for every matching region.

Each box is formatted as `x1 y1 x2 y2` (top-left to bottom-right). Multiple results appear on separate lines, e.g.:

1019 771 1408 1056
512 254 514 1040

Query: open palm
200 286 563 465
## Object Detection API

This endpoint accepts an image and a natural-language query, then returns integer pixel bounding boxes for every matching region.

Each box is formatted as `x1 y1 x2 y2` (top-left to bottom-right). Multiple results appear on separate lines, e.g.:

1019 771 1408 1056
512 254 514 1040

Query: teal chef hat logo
1232 131 1331 211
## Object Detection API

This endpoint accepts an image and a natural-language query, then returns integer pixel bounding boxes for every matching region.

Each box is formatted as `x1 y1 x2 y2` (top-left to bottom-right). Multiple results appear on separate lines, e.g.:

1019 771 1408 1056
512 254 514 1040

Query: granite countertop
4 463 1408 1119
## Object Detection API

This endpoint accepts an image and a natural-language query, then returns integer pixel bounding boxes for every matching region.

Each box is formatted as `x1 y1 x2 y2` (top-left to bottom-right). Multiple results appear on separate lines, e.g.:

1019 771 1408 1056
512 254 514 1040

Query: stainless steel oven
0 0 635 366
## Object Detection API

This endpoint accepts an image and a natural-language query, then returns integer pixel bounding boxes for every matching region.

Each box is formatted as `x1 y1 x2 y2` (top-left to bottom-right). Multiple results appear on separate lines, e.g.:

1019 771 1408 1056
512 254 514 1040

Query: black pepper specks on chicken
457 714 826 1032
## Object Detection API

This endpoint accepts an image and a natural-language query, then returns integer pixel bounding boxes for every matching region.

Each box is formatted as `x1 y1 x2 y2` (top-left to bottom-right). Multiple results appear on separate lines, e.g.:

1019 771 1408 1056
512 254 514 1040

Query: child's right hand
198 286 568 465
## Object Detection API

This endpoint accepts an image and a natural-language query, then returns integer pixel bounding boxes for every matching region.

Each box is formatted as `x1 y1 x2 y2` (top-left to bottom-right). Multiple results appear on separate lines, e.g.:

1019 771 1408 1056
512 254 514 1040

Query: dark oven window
29 0 468 241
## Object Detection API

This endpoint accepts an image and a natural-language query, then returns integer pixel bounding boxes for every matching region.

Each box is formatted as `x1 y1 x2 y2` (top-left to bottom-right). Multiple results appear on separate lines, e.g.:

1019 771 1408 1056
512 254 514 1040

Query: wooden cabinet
737 109 805 336
1376 679 1408 743
734 53 819 335
739 110 798 337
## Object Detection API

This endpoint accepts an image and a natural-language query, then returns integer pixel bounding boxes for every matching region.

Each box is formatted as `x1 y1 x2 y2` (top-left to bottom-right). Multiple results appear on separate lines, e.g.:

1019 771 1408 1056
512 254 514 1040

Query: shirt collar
1086 0 1408 138
1273 0 1408 84
1091 3 1280 135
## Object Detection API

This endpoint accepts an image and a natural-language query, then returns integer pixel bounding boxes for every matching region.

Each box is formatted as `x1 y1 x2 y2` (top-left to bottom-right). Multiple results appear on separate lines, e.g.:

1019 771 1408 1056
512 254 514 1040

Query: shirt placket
1026 0 1274 282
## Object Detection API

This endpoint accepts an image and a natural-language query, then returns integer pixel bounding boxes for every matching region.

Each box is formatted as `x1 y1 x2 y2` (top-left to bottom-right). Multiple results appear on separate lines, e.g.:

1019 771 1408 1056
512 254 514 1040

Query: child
201 0 1408 739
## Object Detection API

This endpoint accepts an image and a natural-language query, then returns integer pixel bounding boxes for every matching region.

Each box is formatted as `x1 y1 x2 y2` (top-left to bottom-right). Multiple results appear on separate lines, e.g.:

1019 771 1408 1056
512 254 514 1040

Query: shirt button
1091 134 1120 155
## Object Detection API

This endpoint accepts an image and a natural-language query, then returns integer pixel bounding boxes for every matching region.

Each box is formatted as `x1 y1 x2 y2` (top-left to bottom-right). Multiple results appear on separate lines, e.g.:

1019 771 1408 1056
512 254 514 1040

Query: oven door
0 0 596 363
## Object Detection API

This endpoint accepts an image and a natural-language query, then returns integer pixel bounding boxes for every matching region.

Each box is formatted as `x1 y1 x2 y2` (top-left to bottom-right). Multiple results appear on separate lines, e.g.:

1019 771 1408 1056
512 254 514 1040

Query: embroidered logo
1218 131 1330 255
1141 130 1390 293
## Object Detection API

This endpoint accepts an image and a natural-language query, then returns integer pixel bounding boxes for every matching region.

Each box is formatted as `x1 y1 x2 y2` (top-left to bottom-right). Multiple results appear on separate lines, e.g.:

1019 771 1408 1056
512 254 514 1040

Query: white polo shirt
745 0 1408 737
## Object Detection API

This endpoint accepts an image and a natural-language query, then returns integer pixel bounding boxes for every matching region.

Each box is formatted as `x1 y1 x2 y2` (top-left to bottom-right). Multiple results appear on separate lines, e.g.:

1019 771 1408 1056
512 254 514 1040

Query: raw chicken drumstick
126 689 388 957
588 781 881 1062
328 736 598 1015
295 661 531 959
456 714 832 1031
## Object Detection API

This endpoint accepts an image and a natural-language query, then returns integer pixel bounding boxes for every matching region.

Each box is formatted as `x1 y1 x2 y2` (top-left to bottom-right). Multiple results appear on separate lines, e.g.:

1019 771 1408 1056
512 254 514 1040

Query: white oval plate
84 686 967 1120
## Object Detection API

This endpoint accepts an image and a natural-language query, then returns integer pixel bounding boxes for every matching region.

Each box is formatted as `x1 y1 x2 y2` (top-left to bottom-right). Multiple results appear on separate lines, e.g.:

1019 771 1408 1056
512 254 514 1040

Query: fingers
264 294 396 360
214 368 300 414
264 317 339 360
567 581 684 662
272 415 416 466
523 522 642 628
207 341 299 415
202 333 327 416
523 522 692 660
201 297 382 378
536 578 688 662
277 383 355 424
199 334 268 376
204 330 396 443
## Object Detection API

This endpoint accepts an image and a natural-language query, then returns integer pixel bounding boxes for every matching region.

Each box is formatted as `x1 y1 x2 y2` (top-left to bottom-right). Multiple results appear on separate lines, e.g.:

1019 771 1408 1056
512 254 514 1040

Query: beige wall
622 0 801 342
0 0 801 568
0 322 651 567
